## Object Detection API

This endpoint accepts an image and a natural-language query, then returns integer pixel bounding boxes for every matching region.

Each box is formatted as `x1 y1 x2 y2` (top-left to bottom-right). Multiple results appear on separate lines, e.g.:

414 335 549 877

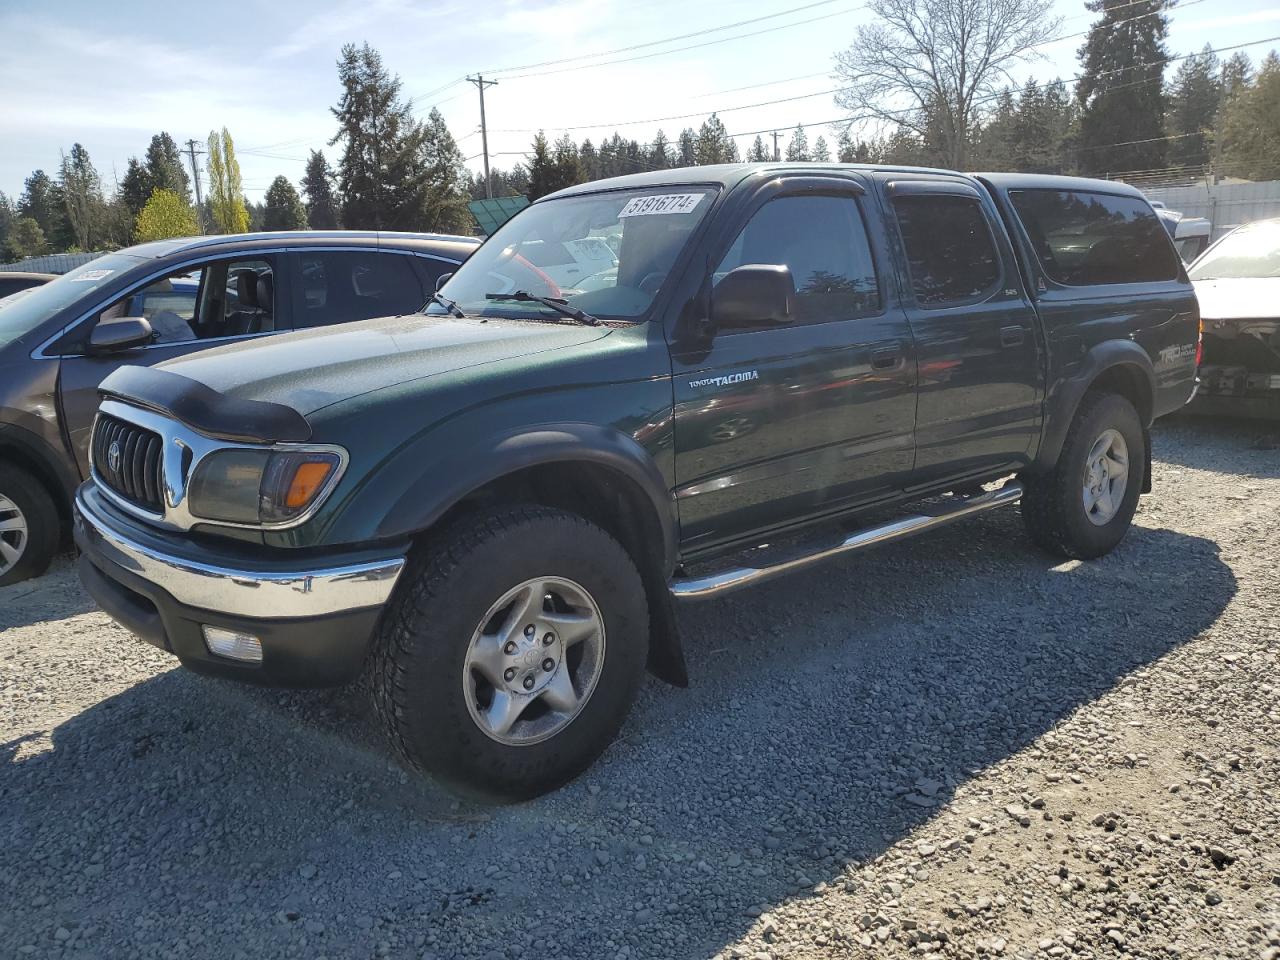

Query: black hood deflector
97 365 311 444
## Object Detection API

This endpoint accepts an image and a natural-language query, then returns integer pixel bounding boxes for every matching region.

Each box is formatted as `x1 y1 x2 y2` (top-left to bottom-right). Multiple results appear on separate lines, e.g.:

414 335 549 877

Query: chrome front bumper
74 485 404 620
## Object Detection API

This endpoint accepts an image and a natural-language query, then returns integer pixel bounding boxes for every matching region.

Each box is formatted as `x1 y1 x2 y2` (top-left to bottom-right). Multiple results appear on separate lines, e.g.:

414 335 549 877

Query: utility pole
185 138 205 233
467 75 499 198
771 131 780 162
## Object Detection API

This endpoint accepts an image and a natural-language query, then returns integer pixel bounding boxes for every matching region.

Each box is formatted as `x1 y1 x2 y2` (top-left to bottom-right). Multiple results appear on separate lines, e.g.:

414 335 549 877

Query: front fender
1034 339 1155 471
367 421 679 572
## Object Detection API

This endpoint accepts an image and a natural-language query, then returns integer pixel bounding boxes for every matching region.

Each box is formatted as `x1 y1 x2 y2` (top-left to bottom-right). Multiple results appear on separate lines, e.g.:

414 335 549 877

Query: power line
500 5 866 81
480 0 853 76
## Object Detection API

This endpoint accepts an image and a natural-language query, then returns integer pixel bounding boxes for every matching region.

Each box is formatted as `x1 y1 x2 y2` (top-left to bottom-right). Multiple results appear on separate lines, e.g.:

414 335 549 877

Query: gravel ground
2 415 1278 960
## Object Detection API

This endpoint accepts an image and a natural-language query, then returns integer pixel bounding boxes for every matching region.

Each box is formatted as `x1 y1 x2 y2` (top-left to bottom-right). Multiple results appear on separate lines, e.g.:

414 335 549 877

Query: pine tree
527 131 556 200
579 139 599 181
785 124 810 162
552 134 585 188
677 128 697 166
695 114 737 164
812 136 831 162
416 107 472 233
747 135 770 162
836 130 857 163
17 170 63 244
206 127 250 234
263 176 309 230
301 150 340 228
144 133 191 203
330 42 422 229
58 143 106 250
1076 0 1170 175
1165 45 1220 167
1219 52 1280 180
649 130 672 169
1220 52 1253 102
120 159 152 219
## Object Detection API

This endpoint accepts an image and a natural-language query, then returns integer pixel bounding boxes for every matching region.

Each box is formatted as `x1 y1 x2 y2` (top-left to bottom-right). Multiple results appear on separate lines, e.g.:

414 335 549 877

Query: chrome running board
669 479 1024 600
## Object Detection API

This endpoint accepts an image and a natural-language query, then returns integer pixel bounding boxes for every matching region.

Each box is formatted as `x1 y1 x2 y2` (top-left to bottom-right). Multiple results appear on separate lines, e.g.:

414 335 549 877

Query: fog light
202 625 263 663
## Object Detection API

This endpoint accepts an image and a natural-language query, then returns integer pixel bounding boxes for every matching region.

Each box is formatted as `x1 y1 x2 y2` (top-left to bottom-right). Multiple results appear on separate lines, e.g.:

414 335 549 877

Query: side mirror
711 264 795 329
435 272 453 292
89 317 154 354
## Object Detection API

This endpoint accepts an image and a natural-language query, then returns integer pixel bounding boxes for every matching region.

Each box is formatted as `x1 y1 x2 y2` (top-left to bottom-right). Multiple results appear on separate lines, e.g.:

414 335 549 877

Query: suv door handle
1000 325 1025 348
871 342 901 369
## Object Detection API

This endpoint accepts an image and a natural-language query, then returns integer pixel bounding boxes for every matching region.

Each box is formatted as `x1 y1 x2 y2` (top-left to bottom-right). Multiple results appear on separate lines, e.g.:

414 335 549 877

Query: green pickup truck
74 164 1199 798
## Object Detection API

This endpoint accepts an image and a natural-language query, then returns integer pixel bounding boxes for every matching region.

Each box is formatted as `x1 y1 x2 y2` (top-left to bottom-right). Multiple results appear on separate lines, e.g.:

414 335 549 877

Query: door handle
871 342 901 369
1000 325 1025 348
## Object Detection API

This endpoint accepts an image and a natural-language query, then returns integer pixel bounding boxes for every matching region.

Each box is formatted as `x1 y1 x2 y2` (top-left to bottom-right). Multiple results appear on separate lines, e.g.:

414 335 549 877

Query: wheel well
420 460 689 687
0 442 71 544
428 460 669 580
1087 363 1153 425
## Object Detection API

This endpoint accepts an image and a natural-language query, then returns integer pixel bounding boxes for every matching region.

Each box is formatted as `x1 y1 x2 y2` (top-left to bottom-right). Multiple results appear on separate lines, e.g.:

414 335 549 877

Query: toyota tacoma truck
74 165 1199 799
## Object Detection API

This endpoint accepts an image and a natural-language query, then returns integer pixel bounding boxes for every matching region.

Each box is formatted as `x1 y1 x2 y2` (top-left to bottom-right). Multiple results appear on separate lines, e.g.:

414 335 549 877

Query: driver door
670 175 918 554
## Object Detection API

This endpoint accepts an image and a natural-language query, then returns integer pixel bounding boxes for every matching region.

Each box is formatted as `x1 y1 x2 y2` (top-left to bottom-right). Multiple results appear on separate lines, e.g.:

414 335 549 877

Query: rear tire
1021 392 1144 560
0 464 60 587
371 505 649 800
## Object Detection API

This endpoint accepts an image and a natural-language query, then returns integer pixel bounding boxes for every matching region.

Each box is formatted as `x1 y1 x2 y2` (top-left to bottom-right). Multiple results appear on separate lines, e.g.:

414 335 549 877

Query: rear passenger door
671 176 917 553
886 179 1042 489
288 250 429 329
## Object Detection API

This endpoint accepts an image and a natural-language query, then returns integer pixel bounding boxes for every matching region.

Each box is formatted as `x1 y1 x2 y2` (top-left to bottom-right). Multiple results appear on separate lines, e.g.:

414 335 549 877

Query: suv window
96 267 204 345
294 251 426 328
892 195 1000 305
715 195 880 325
1008 189 1180 285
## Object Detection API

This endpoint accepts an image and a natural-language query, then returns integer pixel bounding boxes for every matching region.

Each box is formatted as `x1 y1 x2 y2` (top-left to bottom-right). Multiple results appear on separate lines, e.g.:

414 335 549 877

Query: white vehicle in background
518 236 618 291
1188 217 1280 419
1154 204 1213 263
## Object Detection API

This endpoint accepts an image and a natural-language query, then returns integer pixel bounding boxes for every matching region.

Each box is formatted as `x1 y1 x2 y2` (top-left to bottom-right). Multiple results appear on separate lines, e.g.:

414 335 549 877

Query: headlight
187 447 344 525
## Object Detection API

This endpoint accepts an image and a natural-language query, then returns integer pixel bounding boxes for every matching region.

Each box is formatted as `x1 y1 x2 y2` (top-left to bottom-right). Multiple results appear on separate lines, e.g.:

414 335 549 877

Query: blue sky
1 0 1277 203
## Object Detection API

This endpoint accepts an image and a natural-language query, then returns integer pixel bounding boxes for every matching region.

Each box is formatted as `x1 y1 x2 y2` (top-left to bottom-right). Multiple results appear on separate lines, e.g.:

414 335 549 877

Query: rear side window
1009 189 1180 285
892 195 1000 305
715 195 881 325
293 251 426 328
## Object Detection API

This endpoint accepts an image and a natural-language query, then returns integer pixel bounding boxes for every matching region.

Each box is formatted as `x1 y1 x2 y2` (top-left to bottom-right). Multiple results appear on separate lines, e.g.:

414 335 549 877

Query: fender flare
373 422 688 686
375 422 679 575
1034 339 1156 472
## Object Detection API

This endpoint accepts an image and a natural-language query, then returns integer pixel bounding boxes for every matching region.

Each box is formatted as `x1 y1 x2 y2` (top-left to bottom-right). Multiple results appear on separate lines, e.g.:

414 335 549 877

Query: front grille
93 413 164 512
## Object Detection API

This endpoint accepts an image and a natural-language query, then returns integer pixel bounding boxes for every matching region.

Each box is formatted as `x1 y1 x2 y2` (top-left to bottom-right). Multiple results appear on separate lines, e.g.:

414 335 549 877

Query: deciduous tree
833 0 1060 168
134 188 199 242
206 128 250 234
7 216 48 258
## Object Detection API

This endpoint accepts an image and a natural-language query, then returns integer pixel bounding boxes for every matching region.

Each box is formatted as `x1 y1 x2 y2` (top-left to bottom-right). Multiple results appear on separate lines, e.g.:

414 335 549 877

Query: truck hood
1192 278 1280 321
158 314 611 416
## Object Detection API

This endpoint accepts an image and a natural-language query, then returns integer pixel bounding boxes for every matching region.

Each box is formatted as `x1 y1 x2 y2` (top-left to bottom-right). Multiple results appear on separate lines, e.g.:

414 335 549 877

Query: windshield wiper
483 290 600 326
428 291 466 318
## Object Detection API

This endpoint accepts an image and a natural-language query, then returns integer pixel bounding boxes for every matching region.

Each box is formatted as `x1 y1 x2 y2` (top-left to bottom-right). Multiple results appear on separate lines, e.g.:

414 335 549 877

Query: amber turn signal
285 460 335 508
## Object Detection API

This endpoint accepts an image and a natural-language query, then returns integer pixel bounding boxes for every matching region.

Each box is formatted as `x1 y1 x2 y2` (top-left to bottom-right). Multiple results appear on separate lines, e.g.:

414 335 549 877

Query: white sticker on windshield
69 269 114 282
617 193 703 218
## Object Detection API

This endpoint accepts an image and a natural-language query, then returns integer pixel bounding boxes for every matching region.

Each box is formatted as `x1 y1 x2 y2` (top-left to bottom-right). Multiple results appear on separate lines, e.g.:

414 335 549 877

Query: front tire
1021 392 1145 560
371 506 649 800
0 464 60 587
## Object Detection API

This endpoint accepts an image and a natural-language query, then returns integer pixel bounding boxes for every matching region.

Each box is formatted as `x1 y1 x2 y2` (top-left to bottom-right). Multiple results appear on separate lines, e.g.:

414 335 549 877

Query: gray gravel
2 414 1278 960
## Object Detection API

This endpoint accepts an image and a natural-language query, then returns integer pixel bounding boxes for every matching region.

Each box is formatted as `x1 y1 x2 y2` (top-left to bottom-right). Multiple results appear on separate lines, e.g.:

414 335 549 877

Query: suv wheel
0 465 59 587
371 506 649 800
1021 391 1144 560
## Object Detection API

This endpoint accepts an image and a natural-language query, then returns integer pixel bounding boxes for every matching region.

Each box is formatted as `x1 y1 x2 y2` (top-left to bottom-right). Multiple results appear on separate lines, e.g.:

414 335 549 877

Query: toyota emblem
107 439 121 473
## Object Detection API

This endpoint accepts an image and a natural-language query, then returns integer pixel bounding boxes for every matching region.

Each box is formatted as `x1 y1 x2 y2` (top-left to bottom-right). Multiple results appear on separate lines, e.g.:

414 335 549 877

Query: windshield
433 187 717 321
1189 220 1280 280
0 253 144 350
